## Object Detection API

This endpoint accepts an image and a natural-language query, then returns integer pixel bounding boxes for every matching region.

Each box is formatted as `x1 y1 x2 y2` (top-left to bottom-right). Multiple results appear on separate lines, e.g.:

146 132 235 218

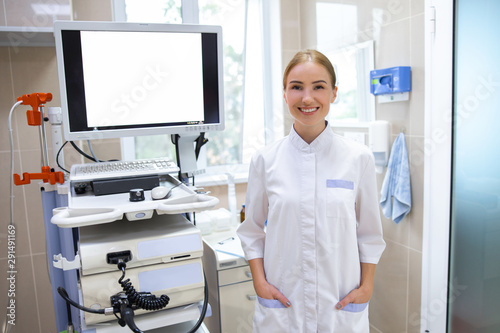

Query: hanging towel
380 132 411 223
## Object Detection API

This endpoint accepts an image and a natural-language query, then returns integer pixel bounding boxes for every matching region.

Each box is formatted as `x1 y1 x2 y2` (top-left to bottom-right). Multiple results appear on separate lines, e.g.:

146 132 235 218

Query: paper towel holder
369 121 392 174
370 66 411 103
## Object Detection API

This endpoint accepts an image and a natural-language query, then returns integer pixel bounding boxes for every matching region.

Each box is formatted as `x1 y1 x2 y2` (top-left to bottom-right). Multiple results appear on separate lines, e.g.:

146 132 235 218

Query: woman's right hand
254 280 292 308
248 258 292 308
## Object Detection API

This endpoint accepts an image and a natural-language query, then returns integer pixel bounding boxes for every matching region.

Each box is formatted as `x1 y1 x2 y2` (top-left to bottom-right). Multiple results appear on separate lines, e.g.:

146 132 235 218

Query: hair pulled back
283 49 337 90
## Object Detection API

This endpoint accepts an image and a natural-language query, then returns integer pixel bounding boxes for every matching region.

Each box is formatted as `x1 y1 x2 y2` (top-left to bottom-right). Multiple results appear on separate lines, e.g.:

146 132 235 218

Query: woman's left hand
335 263 376 310
335 286 372 310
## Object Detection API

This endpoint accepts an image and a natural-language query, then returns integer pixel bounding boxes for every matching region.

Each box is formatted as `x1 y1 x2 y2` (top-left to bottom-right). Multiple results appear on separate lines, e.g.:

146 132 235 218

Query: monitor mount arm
171 133 208 182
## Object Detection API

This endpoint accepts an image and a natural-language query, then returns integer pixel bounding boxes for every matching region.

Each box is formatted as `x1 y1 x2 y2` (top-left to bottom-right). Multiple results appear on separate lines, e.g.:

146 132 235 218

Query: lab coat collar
289 121 334 153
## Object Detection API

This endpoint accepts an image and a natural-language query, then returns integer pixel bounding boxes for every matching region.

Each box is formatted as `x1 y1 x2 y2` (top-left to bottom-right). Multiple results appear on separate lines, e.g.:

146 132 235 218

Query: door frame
421 0 454 332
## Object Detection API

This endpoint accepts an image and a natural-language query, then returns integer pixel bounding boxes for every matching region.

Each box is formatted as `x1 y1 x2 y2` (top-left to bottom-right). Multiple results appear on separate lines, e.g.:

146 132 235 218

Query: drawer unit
218 265 252 286
202 228 256 333
219 280 255 332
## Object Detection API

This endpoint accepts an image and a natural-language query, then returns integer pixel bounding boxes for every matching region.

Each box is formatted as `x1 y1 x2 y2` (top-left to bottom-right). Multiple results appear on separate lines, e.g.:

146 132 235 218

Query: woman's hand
248 258 292 308
335 263 376 310
254 279 292 308
335 285 372 310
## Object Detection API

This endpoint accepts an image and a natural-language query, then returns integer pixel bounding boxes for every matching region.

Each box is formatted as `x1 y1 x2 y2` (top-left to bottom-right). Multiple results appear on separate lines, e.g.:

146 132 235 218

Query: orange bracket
17 92 53 126
13 166 65 186
13 92 64 186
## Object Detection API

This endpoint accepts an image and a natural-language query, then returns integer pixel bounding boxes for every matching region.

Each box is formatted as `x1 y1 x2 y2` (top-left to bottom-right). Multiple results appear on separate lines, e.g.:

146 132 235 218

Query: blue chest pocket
326 179 355 219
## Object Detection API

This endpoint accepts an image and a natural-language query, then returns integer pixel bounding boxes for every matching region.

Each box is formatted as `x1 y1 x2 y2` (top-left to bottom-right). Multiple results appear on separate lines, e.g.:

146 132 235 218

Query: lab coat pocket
326 179 355 219
341 302 368 313
336 302 370 333
254 296 289 333
257 296 287 308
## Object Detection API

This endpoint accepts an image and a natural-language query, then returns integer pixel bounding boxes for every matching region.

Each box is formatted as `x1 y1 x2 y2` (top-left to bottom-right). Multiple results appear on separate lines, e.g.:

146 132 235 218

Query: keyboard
70 158 179 182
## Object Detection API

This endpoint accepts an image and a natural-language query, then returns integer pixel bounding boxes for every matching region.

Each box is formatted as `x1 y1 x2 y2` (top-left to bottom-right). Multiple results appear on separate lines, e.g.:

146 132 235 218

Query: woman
237 50 386 333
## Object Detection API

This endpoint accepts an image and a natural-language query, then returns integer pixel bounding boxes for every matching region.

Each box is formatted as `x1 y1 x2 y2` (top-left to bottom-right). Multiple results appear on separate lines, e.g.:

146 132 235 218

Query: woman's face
283 61 337 136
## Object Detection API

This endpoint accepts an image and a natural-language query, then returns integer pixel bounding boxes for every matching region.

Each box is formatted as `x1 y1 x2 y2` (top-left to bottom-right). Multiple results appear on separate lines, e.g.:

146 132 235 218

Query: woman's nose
302 89 314 104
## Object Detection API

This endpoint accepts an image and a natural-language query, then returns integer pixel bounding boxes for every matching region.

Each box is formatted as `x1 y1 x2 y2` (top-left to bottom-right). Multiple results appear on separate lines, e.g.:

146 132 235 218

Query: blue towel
380 133 411 223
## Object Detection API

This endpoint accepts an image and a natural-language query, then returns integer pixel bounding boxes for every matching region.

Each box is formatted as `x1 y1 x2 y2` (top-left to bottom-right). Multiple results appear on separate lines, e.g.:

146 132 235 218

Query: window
316 2 375 125
123 0 182 23
116 0 282 177
198 0 248 166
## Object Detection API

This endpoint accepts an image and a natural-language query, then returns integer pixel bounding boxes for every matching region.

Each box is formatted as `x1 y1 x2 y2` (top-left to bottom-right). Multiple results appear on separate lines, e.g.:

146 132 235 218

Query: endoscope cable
4 100 22 333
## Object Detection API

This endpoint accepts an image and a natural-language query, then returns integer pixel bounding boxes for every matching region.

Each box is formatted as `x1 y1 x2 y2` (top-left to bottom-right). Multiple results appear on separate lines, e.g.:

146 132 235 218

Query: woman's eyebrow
288 80 328 85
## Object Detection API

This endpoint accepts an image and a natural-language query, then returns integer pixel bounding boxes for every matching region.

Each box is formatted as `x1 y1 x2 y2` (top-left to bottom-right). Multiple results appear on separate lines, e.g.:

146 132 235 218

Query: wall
0 1 116 332
280 1 425 332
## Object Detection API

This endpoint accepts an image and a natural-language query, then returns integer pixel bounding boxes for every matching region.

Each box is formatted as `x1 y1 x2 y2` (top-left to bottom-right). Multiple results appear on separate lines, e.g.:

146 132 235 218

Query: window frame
323 40 376 129
115 0 282 185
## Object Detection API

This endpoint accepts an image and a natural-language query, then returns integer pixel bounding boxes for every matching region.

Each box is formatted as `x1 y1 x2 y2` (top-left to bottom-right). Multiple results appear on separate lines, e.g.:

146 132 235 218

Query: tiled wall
281 1 425 332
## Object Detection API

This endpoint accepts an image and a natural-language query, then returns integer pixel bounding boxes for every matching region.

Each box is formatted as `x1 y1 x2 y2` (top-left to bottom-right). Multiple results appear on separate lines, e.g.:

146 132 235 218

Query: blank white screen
80 31 204 128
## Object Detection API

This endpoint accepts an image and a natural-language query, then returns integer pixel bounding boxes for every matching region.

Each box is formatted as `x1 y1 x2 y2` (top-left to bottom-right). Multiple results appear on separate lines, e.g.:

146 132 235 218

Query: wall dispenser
370 66 411 103
369 120 391 174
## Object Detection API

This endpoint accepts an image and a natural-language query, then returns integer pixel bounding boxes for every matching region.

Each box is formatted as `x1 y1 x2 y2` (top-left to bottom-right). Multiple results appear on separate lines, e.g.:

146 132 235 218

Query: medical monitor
53 21 224 141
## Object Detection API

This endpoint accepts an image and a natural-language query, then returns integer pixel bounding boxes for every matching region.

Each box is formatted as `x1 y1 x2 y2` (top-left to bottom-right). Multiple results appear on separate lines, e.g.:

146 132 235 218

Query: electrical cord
8 101 22 228
186 272 209 333
57 287 105 314
87 139 100 162
4 100 22 333
56 141 70 173
64 292 75 333
56 140 118 174
118 300 142 333
69 141 98 162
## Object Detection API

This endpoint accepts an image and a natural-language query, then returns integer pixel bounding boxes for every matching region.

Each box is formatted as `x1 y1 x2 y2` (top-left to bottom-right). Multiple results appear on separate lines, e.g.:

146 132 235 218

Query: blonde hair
283 49 336 90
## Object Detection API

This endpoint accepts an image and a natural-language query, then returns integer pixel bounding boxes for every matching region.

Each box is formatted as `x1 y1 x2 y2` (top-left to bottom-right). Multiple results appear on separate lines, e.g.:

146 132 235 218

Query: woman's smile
299 106 319 113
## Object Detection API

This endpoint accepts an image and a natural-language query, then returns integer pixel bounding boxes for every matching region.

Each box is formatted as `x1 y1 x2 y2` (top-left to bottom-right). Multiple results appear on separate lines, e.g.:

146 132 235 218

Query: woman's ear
330 86 338 104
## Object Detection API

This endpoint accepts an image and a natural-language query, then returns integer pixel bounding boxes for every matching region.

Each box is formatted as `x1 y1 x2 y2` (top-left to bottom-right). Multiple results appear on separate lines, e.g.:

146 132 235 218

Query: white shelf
52 181 220 228
0 26 55 47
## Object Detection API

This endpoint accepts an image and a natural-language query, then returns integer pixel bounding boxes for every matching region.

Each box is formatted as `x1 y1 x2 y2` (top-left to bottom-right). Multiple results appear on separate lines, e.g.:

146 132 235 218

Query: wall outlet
344 132 366 145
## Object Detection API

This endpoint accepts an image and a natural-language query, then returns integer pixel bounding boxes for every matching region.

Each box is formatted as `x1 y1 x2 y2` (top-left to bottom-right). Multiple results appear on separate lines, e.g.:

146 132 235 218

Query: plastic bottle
240 204 245 223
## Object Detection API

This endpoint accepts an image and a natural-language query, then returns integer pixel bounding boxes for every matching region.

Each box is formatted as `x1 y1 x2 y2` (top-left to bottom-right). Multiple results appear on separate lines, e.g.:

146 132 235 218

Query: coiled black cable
118 261 170 311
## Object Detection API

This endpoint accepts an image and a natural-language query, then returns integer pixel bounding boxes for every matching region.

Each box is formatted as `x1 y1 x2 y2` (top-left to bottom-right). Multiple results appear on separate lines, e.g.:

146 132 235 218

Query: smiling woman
237 49 385 333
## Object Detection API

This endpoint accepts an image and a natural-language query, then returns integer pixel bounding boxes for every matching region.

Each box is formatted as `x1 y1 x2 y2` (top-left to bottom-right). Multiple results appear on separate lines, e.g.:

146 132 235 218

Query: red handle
17 92 53 126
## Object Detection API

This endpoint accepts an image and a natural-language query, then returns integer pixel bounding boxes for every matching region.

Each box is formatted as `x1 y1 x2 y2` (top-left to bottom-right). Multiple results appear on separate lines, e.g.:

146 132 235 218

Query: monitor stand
172 133 208 181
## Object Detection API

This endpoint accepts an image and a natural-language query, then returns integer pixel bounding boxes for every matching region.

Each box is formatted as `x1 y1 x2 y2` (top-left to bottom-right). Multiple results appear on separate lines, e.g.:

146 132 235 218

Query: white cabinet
202 228 255 333
219 267 255 333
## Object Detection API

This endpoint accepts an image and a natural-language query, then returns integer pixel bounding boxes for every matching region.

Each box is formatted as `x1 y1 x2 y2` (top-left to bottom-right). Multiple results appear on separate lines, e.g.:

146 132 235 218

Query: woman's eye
314 85 325 90
290 85 302 90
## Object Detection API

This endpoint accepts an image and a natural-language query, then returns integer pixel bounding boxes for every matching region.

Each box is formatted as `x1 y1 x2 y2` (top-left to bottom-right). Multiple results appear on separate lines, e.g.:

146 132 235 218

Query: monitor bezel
53 20 225 141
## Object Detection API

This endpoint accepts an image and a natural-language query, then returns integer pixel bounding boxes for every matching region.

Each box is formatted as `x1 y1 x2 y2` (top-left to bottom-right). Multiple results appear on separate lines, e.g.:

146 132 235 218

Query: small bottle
240 204 246 223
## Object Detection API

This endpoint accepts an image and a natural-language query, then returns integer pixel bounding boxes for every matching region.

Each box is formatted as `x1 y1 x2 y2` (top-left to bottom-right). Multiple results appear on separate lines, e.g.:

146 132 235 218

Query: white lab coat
237 125 386 333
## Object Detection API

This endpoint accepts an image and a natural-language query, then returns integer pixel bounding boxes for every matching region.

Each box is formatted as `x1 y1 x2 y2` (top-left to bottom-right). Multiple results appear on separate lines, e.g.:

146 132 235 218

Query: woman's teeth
301 107 318 113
